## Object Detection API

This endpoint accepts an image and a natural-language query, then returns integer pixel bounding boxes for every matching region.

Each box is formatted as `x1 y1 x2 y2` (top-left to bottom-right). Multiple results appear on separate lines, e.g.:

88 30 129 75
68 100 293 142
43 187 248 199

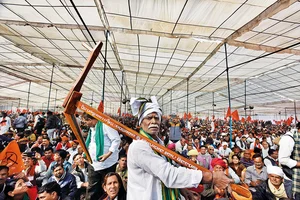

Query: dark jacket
48 172 77 200
252 178 293 200
71 162 89 200
45 115 57 129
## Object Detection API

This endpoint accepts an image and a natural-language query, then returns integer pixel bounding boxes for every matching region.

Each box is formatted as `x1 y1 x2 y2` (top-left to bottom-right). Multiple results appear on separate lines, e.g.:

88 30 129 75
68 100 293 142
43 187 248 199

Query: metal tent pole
224 43 232 147
102 30 109 109
170 90 172 114
54 89 58 112
119 70 124 117
294 100 297 124
244 80 247 118
47 64 54 111
26 81 31 110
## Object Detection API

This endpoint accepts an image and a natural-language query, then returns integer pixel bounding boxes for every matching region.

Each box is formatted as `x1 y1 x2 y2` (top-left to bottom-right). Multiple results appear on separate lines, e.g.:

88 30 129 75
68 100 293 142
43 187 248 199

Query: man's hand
98 151 112 162
212 171 232 190
81 182 89 188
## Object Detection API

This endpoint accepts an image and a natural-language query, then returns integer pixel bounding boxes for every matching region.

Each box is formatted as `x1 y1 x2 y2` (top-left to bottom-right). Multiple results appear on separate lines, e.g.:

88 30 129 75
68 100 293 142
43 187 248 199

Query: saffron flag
183 113 187 120
0 140 25 175
97 101 104 113
225 107 231 118
246 115 251 122
117 107 121 115
241 117 245 123
232 110 240 121
188 113 192 119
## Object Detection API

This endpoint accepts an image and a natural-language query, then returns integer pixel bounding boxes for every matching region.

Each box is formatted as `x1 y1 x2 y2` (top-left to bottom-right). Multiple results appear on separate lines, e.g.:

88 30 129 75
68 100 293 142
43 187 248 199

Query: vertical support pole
102 30 109 108
244 80 247 118
18 98 21 108
194 97 196 116
47 64 54 111
170 90 172 114
119 70 124 117
212 92 215 117
187 79 189 114
26 81 31 110
54 89 58 112
294 100 297 124
224 43 232 147
90 91 94 107
285 107 287 119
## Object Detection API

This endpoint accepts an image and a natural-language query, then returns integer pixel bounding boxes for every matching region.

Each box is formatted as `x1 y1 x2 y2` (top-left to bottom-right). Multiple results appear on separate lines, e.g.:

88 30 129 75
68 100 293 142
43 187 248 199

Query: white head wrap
267 166 284 177
130 96 162 125
222 142 228 146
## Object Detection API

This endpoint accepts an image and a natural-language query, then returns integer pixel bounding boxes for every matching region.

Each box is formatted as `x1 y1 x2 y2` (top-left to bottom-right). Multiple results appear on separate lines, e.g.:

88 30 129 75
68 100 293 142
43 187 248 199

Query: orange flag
232 110 240 121
188 112 192 119
183 113 187 120
0 140 25 175
241 117 245 123
225 107 231 118
117 107 121 115
246 115 251 122
97 101 104 113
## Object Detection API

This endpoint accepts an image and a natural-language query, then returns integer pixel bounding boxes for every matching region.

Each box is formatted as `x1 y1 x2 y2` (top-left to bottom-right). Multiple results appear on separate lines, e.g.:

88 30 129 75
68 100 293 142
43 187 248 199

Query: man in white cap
127 96 231 200
218 142 232 159
252 166 292 200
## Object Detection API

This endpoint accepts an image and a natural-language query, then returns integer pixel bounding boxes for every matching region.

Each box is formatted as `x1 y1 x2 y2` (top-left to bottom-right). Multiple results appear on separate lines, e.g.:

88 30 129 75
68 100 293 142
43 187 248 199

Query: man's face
253 157 263 169
72 143 78 150
271 151 278 160
140 112 161 136
268 174 283 188
200 147 206 155
53 166 64 179
54 153 62 163
22 156 33 167
38 191 58 200
118 157 127 170
0 169 8 185
262 142 269 149
83 118 97 127
44 150 53 159
42 139 50 146
74 155 84 166
243 151 251 159
37 136 43 143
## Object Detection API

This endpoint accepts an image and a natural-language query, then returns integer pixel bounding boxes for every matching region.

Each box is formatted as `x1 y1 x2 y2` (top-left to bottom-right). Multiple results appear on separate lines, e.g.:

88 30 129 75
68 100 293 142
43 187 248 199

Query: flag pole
224 43 232 147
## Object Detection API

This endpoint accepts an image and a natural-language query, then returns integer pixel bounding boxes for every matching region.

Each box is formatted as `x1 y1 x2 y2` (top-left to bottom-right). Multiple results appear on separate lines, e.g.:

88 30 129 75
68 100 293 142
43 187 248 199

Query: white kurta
127 139 203 200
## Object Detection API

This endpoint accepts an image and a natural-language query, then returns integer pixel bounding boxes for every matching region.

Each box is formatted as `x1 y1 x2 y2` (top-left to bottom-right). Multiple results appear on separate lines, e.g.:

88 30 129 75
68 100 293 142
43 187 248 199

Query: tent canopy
0 0 299 119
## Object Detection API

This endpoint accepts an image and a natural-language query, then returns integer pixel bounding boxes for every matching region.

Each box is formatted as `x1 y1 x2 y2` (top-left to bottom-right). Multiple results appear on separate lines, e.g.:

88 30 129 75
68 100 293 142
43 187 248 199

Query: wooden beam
226 0 298 42
228 40 300 55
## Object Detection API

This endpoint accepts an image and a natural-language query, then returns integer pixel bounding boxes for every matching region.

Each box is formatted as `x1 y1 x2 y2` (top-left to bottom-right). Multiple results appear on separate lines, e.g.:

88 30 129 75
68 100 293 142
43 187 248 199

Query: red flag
0 141 25 175
225 107 231 118
231 110 240 121
241 117 245 123
188 113 192 119
183 113 187 120
97 101 104 113
246 115 251 122
286 117 292 126
117 107 121 115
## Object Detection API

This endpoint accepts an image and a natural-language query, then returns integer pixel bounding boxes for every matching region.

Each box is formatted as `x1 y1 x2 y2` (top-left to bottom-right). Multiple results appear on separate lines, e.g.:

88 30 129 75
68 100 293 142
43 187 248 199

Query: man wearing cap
218 142 232 159
252 166 292 200
127 96 231 200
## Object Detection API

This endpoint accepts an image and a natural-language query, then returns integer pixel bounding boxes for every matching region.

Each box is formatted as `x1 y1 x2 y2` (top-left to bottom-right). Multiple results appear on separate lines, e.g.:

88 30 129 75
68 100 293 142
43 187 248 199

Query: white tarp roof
0 0 299 119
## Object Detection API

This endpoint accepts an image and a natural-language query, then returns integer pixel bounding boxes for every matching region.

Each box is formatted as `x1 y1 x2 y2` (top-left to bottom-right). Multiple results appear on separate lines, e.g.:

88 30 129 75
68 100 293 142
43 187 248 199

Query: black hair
52 163 64 171
119 154 127 160
0 165 9 172
73 153 82 161
268 149 277 156
252 153 263 160
54 149 68 160
38 181 61 196
44 147 54 152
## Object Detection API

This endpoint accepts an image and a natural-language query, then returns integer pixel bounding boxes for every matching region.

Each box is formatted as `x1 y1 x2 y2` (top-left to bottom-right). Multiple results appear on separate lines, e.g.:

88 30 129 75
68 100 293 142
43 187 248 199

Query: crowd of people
0 100 299 200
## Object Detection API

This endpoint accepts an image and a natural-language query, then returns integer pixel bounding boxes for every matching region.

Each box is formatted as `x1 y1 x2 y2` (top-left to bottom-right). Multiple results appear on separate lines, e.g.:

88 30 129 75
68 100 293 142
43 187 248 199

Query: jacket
48 172 77 200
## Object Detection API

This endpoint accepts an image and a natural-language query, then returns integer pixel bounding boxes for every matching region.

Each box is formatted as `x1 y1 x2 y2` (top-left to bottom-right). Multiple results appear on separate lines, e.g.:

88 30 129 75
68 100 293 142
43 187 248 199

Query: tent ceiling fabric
0 0 300 118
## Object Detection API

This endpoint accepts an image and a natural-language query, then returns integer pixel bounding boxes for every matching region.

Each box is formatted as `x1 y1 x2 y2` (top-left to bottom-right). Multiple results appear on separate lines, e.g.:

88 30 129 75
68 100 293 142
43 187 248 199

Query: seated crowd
0 110 298 200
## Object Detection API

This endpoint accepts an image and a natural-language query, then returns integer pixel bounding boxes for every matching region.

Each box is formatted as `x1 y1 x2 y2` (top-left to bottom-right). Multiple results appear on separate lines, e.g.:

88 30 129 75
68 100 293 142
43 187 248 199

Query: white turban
222 142 228 146
130 96 162 125
267 166 284 177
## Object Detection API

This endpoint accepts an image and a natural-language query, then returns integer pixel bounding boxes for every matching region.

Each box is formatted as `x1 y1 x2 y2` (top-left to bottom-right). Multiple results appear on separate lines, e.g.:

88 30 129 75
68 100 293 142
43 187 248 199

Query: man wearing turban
127 96 231 200
252 166 292 200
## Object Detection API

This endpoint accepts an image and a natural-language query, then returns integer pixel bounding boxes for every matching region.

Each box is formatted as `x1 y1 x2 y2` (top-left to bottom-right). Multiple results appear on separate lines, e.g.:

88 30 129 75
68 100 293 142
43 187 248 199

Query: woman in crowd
229 155 246 182
99 172 126 200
